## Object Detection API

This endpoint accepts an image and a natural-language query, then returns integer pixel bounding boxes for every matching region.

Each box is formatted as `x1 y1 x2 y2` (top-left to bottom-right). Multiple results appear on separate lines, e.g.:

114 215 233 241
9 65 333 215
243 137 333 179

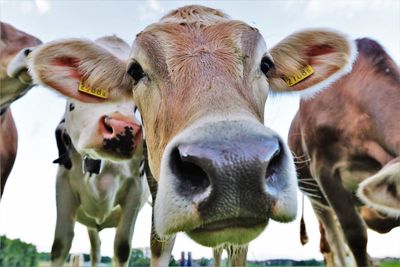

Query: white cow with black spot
48 36 149 267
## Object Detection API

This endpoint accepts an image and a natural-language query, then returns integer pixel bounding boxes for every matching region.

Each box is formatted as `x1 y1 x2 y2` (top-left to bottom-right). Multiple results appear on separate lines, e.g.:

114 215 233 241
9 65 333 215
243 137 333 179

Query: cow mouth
186 217 267 247
13 67 32 84
195 217 266 231
102 126 138 159
7 57 32 84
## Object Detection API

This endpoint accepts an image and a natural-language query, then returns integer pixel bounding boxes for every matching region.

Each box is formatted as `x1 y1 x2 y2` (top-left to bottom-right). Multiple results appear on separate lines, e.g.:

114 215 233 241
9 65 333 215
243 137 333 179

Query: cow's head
43 36 143 168
0 22 42 109
55 99 143 168
28 6 356 246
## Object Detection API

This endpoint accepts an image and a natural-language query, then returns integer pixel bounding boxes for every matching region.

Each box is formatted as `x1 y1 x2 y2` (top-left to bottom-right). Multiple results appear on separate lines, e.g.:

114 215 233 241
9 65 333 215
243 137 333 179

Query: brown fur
289 38 400 266
0 108 17 196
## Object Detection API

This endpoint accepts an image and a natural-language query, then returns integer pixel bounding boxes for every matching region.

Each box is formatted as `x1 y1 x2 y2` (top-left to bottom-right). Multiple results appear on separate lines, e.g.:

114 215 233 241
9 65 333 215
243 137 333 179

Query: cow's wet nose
170 146 211 198
99 115 141 140
170 136 283 206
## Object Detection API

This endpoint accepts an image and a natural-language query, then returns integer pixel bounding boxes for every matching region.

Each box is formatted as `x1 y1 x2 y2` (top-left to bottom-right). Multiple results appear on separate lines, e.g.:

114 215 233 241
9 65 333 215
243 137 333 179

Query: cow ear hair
267 29 357 99
28 38 133 103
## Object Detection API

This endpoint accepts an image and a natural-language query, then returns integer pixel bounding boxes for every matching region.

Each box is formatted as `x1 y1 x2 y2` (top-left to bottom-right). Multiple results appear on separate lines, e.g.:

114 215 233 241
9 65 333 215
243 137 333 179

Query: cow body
289 38 400 266
28 6 356 266
49 36 149 267
0 22 41 197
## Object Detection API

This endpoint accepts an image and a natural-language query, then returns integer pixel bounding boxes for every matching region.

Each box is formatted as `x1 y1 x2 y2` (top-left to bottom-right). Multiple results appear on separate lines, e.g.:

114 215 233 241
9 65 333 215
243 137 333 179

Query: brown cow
0 22 41 197
289 38 400 267
27 6 356 266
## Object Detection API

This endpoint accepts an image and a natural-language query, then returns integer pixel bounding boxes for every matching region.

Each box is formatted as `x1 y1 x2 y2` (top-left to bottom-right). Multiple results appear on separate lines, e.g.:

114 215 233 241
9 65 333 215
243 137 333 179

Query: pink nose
99 115 142 143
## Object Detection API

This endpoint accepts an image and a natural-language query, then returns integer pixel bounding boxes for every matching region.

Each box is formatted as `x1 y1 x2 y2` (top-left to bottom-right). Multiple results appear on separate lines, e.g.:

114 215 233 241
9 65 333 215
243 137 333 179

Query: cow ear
28 39 134 103
267 29 357 98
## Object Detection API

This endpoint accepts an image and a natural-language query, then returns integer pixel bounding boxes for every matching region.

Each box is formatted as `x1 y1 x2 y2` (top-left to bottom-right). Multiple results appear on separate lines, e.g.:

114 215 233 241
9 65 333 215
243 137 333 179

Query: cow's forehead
133 19 264 86
159 5 231 24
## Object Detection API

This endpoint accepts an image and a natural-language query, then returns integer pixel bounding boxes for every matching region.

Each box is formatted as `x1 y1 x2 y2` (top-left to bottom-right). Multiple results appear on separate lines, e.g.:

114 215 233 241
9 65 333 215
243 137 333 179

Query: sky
0 0 399 262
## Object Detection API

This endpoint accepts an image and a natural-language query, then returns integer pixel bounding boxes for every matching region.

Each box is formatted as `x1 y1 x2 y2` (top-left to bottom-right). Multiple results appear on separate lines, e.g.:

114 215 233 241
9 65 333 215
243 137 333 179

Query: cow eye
127 60 145 84
260 57 274 75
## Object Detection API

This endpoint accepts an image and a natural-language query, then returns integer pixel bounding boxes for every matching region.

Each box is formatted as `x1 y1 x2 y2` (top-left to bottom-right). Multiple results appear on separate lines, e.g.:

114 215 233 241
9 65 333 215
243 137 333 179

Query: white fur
42 36 150 267
357 162 400 218
269 142 298 222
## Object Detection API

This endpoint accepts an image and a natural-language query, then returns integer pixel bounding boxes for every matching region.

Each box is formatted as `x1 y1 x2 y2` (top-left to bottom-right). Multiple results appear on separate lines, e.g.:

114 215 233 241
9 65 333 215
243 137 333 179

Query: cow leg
87 228 101 267
213 246 223 267
51 173 79 267
226 244 248 267
150 220 176 267
113 179 144 267
313 204 353 267
317 169 371 267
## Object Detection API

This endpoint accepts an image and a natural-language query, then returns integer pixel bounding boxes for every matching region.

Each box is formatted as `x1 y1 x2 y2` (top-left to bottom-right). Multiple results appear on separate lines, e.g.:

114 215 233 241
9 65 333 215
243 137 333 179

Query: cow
48 36 149 267
0 22 41 197
289 38 400 267
27 5 356 266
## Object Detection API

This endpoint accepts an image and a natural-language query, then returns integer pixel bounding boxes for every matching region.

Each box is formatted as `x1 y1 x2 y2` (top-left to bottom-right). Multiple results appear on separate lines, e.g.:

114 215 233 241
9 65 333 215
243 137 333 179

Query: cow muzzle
98 114 142 159
154 120 298 246
7 47 36 84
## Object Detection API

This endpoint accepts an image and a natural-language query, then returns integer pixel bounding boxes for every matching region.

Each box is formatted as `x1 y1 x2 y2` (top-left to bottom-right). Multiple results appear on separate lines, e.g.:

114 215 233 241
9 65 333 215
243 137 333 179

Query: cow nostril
265 141 283 180
102 116 114 134
24 48 32 56
170 148 210 196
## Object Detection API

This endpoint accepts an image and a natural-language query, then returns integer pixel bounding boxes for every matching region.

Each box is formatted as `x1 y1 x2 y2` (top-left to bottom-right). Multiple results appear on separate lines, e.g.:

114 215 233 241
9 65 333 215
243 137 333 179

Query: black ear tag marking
53 118 72 170
83 156 103 175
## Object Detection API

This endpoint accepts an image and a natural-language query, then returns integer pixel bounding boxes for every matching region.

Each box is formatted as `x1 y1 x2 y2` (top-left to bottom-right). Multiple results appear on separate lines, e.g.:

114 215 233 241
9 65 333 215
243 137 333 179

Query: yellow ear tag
282 65 314 87
78 81 109 99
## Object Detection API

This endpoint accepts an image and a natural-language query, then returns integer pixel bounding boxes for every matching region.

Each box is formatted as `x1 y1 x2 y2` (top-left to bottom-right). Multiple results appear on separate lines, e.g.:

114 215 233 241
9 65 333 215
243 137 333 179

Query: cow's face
28 5 356 247
127 6 356 245
63 99 142 161
128 8 295 245
0 22 41 109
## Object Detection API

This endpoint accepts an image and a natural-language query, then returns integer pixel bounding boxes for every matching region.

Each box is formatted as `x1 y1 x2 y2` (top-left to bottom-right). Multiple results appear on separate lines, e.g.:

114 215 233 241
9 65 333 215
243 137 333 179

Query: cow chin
78 144 138 163
16 70 33 84
94 149 134 162
153 119 298 245
187 221 268 247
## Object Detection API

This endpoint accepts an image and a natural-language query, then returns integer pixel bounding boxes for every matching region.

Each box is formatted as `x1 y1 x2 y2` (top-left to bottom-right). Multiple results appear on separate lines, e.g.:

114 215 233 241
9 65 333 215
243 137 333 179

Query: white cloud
18 1 34 15
137 0 165 21
34 0 51 14
149 0 162 11
304 0 398 19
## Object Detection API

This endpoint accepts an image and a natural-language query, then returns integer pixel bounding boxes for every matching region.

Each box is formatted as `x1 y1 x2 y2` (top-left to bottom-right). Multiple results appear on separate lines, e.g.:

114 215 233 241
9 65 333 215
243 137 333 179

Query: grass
380 261 400 267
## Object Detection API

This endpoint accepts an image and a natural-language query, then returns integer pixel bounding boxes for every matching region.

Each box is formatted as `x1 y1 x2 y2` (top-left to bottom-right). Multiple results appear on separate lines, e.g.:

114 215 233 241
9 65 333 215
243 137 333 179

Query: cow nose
99 115 141 140
22 47 32 56
170 146 211 198
170 136 283 204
